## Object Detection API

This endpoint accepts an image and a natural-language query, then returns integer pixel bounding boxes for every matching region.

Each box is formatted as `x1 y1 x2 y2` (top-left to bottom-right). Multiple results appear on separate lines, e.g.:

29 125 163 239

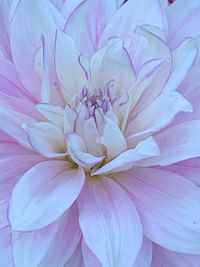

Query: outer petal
167 0 200 48
9 160 85 231
118 167 200 254
99 0 167 48
12 206 81 267
64 240 84 267
0 154 44 227
0 105 35 149
9 0 58 101
163 38 198 92
0 226 14 267
78 177 142 267
23 122 67 158
152 244 200 267
82 240 102 267
64 0 117 55
133 238 152 267
140 120 200 166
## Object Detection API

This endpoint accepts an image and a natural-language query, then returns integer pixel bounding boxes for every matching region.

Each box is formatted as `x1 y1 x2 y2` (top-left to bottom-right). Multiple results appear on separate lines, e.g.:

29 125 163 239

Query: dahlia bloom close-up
1 0 200 266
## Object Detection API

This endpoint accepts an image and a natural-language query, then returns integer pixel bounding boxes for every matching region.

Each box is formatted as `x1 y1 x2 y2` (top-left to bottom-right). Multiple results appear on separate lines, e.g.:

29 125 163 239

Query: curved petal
67 133 104 169
118 167 200 254
23 122 66 158
12 205 81 267
78 177 142 267
126 92 192 143
98 117 127 161
9 160 85 231
93 137 159 176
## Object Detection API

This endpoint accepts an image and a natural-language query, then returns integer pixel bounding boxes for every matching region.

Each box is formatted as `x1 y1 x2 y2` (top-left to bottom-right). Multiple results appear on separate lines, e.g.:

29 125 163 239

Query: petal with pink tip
10 0 57 101
9 160 85 231
78 177 142 267
118 167 200 254
12 206 81 267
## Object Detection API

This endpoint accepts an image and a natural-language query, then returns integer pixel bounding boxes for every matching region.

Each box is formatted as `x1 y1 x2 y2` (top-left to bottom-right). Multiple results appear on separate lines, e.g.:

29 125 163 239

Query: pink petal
23 122 66 158
78 177 142 267
9 0 57 101
82 240 102 267
12 205 81 267
164 38 198 92
0 105 35 149
133 238 152 267
167 0 200 48
9 160 85 231
153 244 200 267
118 167 200 253
0 226 14 267
64 240 84 267
140 120 200 166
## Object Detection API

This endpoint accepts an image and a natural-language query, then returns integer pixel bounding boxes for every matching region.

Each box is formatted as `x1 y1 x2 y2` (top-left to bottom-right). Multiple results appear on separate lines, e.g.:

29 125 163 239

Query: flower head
1 0 200 266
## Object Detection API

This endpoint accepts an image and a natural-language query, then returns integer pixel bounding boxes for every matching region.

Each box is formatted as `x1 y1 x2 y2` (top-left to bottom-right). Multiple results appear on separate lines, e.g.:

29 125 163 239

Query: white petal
23 122 66 158
93 137 159 175
67 133 104 169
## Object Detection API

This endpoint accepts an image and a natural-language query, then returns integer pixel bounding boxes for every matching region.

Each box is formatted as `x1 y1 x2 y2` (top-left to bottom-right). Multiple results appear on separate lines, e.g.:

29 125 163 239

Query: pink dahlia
1 0 200 266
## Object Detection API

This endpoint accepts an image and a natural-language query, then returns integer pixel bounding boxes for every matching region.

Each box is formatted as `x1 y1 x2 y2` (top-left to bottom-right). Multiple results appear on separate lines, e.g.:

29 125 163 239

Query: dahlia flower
1 0 200 266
